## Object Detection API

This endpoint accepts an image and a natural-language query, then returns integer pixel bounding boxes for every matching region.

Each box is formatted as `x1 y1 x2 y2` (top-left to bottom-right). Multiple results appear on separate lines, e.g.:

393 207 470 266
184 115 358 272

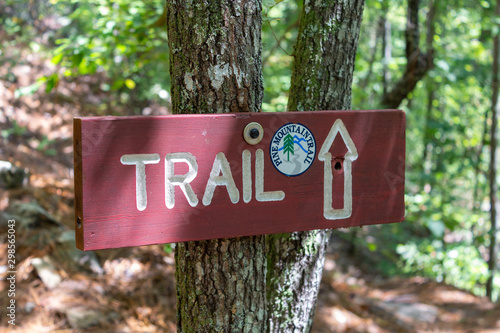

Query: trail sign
74 110 405 251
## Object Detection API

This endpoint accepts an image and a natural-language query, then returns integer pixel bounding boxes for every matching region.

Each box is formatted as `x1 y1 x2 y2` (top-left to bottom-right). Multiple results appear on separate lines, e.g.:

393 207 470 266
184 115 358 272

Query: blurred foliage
351 0 499 301
261 0 298 112
49 0 169 108
261 0 499 301
1 120 57 156
1 120 27 140
1 0 170 114
163 243 174 254
1 0 499 301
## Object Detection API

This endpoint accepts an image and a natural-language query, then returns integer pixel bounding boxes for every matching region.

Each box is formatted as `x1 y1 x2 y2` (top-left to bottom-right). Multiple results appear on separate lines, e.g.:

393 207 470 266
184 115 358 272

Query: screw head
243 122 264 145
249 128 260 139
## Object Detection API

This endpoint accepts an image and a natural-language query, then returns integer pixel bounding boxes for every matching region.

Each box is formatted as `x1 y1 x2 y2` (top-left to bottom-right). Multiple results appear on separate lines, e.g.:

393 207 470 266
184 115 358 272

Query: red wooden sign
74 110 405 251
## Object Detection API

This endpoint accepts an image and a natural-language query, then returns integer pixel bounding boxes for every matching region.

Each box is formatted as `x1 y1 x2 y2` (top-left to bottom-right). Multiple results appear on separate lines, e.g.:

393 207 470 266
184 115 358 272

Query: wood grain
74 110 405 250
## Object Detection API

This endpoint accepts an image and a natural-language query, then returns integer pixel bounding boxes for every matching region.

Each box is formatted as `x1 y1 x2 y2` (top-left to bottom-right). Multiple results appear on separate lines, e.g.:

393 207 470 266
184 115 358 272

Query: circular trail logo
270 123 316 177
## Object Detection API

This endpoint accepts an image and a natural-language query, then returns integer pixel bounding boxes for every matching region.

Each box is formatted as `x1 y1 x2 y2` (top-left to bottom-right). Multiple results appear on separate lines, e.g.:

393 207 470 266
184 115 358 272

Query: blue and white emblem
270 123 316 177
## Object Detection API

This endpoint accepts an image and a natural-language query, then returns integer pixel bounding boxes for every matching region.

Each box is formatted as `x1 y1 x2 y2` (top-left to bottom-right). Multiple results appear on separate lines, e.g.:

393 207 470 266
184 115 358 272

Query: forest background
1 0 500 331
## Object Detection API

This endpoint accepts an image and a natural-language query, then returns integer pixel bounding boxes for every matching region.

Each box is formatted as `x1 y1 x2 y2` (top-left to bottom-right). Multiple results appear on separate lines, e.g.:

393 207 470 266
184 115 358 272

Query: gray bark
166 1 267 331
267 1 365 332
167 0 263 115
176 238 267 332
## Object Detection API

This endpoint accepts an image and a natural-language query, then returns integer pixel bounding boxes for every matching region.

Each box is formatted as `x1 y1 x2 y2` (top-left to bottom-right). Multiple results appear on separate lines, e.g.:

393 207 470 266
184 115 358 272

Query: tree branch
381 0 438 109
262 19 299 66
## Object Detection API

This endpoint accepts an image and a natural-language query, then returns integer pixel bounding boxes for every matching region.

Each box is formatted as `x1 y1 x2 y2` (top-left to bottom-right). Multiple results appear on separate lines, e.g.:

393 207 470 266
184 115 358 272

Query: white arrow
318 119 358 220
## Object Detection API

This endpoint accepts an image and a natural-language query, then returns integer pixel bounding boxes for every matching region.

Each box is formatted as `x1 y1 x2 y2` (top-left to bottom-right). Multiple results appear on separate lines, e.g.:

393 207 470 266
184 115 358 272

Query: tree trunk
358 13 382 92
421 78 435 177
381 1 392 96
166 1 267 331
267 1 365 332
486 0 500 302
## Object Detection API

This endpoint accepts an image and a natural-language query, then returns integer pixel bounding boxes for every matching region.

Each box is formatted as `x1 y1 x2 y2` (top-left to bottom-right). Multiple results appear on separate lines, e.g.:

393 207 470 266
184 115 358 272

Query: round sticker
269 123 316 177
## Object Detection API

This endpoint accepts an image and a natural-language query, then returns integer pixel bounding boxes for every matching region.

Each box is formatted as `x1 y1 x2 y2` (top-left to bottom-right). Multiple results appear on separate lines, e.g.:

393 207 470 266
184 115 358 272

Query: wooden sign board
74 110 405 251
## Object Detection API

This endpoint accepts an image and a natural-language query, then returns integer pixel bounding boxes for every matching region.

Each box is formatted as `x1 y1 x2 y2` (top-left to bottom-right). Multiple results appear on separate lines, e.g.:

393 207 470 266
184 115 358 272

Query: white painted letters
242 150 252 203
203 152 240 206
165 153 199 209
255 149 285 202
120 154 161 211
242 149 285 203
121 123 358 218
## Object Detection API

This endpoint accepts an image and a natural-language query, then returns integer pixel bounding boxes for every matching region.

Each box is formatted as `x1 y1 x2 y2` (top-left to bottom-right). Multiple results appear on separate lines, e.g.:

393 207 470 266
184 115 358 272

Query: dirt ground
1 40 500 333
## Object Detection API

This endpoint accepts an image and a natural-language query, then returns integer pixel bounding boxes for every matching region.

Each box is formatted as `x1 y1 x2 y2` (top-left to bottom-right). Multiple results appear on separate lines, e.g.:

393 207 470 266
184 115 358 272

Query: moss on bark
166 1 267 332
267 1 365 332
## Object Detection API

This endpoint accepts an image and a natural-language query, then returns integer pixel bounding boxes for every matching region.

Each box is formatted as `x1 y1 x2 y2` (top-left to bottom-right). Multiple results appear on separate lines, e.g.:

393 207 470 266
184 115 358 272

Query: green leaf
71 52 84 67
45 74 59 93
51 53 64 65
44 149 57 156
111 79 124 90
164 244 174 254
367 243 377 252
14 81 43 98
125 79 136 89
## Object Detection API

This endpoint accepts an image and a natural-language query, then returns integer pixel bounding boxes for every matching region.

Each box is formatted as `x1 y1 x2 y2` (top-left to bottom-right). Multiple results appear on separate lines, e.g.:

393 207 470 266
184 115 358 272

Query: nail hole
334 161 342 170
77 216 82 229
249 128 260 139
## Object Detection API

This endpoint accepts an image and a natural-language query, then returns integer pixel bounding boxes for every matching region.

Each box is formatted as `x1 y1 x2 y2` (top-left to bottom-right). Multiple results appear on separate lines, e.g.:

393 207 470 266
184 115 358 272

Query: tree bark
167 0 263 115
267 1 365 332
486 0 500 302
176 238 267 332
166 1 267 331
